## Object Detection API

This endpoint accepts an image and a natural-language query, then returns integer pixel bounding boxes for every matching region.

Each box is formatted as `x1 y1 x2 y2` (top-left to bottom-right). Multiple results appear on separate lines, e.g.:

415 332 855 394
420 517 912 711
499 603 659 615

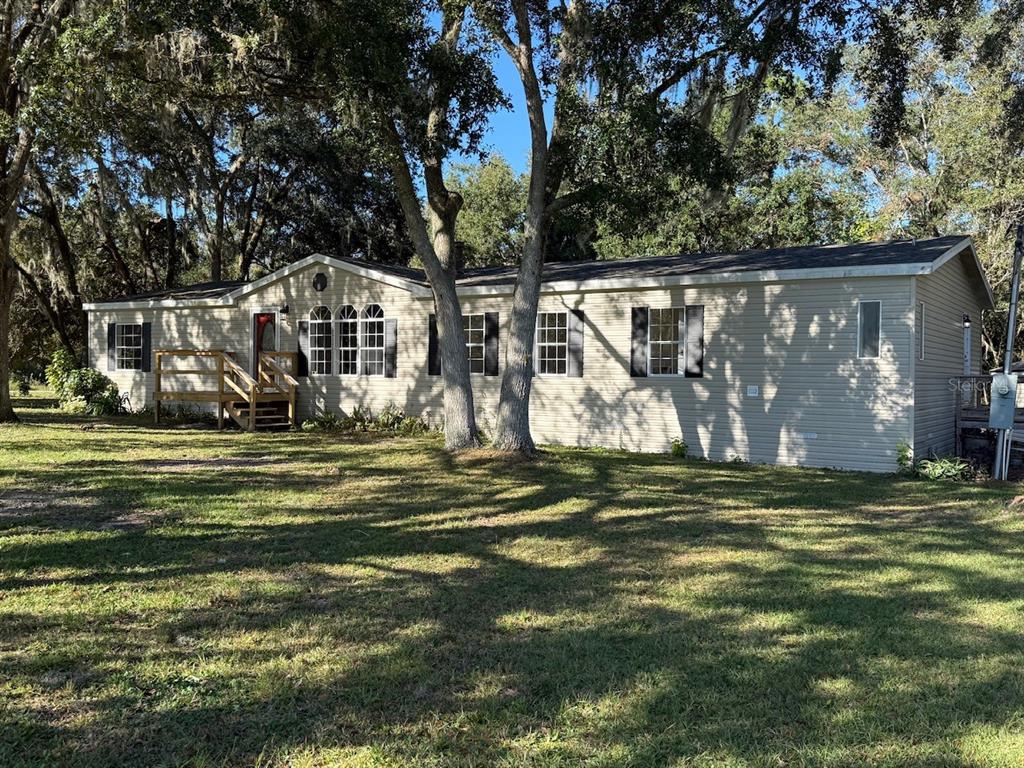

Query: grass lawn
3 411 1024 767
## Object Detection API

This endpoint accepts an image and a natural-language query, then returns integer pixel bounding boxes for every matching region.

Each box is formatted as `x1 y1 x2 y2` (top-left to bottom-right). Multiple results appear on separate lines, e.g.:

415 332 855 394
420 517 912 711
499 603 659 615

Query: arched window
338 305 358 375
360 304 385 376
309 306 333 375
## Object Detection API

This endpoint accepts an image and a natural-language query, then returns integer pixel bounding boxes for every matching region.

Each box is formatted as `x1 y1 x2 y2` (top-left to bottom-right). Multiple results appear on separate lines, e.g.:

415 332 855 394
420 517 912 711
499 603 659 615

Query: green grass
2 411 1024 767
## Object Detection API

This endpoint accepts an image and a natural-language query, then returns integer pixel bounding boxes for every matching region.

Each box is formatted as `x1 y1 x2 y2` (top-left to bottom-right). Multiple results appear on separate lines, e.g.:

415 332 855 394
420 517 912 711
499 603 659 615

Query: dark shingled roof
452 234 969 288
99 280 248 303
91 235 971 304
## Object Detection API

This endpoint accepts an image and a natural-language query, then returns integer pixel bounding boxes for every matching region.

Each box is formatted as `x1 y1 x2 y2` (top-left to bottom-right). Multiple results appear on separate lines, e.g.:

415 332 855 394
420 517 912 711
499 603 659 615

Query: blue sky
472 54 550 174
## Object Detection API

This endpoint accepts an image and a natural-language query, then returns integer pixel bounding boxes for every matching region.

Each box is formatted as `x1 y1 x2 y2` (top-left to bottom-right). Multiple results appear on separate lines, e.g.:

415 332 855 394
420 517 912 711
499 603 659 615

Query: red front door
252 312 278 378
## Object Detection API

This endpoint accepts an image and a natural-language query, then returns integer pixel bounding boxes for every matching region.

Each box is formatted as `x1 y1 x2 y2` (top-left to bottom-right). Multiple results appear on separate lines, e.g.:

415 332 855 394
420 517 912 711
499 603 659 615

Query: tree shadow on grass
2 426 1024 766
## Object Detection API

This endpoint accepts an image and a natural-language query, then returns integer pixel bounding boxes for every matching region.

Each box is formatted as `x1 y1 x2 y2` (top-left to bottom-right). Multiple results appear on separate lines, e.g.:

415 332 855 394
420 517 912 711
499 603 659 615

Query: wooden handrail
223 373 251 401
260 352 299 389
222 354 258 389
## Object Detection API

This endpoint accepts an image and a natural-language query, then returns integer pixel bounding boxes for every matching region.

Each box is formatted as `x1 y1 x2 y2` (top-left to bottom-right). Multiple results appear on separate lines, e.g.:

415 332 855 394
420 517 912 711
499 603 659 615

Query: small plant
915 456 975 482
896 440 913 473
301 411 347 432
670 438 688 458
13 374 30 396
376 402 405 432
301 405 434 436
45 349 126 416
350 405 373 431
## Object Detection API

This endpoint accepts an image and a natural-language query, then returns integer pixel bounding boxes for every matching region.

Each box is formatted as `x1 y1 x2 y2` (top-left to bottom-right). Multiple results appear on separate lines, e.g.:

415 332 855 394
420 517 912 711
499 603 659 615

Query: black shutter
685 305 704 378
567 309 584 377
428 314 441 376
484 312 499 376
630 307 649 377
106 323 116 371
385 318 398 378
141 322 152 372
297 320 310 377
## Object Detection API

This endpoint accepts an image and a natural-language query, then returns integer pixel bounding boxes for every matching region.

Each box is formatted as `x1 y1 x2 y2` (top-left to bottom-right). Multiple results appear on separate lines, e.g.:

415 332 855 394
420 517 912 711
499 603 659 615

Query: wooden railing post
154 351 162 425
217 353 225 430
248 384 257 432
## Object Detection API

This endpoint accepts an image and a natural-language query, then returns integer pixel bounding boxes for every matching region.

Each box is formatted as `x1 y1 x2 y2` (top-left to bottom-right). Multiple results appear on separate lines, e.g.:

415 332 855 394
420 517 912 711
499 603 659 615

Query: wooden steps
225 402 293 431
154 349 299 431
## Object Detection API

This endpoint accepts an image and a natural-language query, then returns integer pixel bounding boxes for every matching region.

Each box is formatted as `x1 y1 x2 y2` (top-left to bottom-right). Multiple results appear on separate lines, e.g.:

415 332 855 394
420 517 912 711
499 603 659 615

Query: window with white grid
309 306 333 375
536 312 568 375
115 323 143 370
649 308 683 375
360 304 385 376
464 314 485 374
338 305 358 375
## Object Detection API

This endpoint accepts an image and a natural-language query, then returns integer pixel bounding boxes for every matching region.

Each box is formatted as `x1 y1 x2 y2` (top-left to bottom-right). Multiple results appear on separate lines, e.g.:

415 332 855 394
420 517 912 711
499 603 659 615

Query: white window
309 306 333 374
858 301 881 359
338 305 358 375
536 311 568 375
649 308 683 375
115 323 143 370
360 304 385 376
915 301 925 361
464 314 485 374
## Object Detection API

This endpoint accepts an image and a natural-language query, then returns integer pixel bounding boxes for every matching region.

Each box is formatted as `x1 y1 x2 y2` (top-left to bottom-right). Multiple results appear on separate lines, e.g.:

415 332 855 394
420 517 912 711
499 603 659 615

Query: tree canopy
5 0 1024 430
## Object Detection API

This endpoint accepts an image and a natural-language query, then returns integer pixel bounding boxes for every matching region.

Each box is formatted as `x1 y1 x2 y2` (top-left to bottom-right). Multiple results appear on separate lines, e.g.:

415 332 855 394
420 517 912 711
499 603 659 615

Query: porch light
280 304 289 315
963 314 971 328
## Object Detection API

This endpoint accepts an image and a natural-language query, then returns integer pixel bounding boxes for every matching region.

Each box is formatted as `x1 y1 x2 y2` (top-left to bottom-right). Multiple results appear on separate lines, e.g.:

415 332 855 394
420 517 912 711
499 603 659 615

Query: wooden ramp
153 349 299 431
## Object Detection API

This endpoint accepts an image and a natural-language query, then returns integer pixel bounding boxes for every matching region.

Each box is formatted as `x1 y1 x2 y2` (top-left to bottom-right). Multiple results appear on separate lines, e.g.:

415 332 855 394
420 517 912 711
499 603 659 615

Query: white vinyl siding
913 253 988 458
915 301 925 361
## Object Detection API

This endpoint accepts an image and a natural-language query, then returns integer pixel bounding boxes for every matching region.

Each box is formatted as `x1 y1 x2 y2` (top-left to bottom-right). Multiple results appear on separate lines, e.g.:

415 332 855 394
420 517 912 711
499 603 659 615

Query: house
83 234 993 472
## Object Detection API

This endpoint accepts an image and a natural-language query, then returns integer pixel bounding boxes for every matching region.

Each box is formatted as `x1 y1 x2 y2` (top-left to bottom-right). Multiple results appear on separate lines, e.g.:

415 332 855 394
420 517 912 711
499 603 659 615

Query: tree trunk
491 233 543 453
0 211 19 422
385 120 479 451
491 0 551 454
164 192 179 288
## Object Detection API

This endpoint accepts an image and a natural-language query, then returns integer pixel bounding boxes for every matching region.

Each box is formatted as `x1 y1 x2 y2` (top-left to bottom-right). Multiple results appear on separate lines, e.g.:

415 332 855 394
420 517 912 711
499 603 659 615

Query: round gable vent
312 272 327 292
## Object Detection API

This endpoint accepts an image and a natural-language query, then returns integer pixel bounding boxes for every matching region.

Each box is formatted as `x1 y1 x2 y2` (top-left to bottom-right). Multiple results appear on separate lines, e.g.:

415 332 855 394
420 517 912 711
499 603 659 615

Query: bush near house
44 349 126 416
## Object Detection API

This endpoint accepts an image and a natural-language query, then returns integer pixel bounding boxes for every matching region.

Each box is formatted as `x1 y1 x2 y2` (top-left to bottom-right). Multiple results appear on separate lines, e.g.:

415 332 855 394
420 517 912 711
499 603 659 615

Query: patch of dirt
0 486 170 530
137 455 277 473
0 487 100 522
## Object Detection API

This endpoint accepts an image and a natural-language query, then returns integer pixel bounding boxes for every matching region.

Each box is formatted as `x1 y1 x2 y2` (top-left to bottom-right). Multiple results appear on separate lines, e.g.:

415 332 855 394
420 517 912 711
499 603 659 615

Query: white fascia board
83 253 431 311
453 262 938 297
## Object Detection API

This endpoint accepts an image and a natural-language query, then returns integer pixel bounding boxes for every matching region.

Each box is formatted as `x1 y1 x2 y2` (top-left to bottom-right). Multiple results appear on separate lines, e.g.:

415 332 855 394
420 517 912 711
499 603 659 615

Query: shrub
13 374 30 396
670 438 688 458
896 440 914 473
376 402 405 432
45 349 126 416
301 411 348 432
301 405 433 436
915 456 975 482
